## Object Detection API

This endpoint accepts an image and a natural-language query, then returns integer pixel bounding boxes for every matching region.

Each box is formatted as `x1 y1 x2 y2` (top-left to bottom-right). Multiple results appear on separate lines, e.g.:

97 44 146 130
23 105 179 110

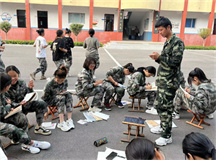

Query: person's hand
60 91 66 94
28 80 34 89
10 108 14 111
114 82 119 86
149 52 160 60
185 87 191 93
145 84 152 89
44 112 49 120
6 98 11 104
185 93 190 99
20 100 27 106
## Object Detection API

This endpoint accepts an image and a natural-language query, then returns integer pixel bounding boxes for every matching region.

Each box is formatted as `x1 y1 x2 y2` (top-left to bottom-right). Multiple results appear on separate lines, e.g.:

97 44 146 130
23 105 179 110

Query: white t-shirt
34 36 47 58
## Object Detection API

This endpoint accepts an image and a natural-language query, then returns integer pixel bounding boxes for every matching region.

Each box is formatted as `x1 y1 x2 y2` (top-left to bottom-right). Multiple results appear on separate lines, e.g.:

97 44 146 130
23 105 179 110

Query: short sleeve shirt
34 36 48 58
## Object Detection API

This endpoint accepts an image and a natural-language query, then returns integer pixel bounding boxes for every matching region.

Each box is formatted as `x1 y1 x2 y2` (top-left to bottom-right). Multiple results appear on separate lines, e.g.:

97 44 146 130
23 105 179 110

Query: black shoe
34 126 52 135
115 101 124 109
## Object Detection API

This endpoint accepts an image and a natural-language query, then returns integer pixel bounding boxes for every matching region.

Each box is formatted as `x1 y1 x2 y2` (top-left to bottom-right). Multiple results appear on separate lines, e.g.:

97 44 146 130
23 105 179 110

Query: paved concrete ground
1 44 216 160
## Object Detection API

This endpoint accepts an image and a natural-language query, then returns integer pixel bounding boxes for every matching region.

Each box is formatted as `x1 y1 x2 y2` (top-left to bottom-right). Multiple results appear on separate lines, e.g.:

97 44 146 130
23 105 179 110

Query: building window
185 18 196 28
37 11 48 29
104 14 114 31
68 13 85 24
17 10 26 28
213 19 216 35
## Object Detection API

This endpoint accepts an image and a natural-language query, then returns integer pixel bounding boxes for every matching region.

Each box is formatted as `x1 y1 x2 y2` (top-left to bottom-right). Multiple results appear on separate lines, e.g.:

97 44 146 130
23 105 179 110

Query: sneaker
32 140 51 149
57 121 71 132
21 144 40 154
150 125 163 134
146 107 158 115
40 75 46 80
172 112 180 120
207 113 214 119
0 147 7 160
155 137 172 146
116 101 124 109
34 126 52 135
88 106 102 112
66 119 75 129
30 73 35 81
104 104 112 111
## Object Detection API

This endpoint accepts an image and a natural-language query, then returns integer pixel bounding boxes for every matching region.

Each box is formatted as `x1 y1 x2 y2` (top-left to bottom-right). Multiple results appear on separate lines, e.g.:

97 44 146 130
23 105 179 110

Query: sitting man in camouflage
127 66 156 114
0 72 51 154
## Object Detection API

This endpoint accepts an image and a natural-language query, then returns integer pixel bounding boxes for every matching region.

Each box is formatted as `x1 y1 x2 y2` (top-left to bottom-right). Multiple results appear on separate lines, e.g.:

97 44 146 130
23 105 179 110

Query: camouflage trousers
155 87 177 138
0 55 5 72
102 81 125 104
54 59 64 69
34 58 47 76
64 54 72 72
78 86 104 107
48 92 73 114
0 112 31 144
132 91 156 106
86 54 100 69
22 100 47 126
173 88 187 114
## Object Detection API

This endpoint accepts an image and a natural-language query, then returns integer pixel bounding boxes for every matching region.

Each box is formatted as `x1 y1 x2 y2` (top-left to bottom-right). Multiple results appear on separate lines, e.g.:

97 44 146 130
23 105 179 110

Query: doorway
104 14 114 31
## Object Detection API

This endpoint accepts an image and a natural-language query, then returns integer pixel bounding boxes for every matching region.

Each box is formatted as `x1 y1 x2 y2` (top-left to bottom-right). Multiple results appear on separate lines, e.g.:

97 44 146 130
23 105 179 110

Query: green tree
198 28 211 47
70 23 84 42
0 21 12 41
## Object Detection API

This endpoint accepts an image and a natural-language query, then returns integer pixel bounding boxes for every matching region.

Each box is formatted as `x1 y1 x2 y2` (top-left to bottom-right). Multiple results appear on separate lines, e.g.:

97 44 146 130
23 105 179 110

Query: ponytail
54 65 68 78
65 28 71 34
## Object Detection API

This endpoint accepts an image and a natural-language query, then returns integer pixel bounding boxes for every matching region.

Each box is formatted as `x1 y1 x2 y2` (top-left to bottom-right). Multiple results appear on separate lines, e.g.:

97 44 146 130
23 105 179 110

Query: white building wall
62 6 89 30
93 7 118 31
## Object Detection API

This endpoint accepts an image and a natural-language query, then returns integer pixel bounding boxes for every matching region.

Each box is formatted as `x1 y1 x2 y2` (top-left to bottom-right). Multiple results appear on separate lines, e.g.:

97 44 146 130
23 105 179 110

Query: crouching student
42 65 74 132
5 65 51 135
102 63 134 111
75 57 104 112
179 68 216 118
0 72 51 154
127 66 156 114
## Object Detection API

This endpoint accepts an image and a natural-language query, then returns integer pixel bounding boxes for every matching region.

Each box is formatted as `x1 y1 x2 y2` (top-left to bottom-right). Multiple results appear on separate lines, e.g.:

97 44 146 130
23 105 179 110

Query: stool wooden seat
121 115 145 143
48 106 59 120
73 96 90 111
186 110 210 129
128 96 145 112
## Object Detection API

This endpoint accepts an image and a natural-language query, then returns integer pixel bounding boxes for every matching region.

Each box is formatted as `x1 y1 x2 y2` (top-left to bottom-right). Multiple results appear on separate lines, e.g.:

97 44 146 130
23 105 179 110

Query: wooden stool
73 96 90 111
48 106 59 120
128 96 145 112
121 115 145 142
186 110 210 129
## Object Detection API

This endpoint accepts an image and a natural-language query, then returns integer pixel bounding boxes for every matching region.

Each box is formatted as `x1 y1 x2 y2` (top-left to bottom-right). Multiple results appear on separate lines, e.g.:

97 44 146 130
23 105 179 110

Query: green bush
185 46 216 50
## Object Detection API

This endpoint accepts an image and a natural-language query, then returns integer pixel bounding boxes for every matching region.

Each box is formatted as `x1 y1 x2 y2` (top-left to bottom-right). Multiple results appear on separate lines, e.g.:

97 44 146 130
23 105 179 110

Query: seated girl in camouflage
0 72 51 154
75 57 104 112
127 66 156 112
102 63 134 111
5 65 51 135
42 65 74 132
179 68 216 117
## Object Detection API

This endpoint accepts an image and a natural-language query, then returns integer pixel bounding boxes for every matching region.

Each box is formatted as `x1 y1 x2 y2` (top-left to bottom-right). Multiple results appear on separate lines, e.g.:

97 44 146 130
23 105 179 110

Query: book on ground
4 105 22 119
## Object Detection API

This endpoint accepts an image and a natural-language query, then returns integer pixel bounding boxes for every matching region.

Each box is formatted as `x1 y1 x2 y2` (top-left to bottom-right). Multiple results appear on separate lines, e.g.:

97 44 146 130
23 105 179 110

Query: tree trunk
5 33 7 41
75 36 77 42
203 39 205 47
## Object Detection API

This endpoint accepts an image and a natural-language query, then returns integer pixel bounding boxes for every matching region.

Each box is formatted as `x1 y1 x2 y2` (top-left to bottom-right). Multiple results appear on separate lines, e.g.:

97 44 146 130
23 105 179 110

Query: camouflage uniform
102 66 125 104
0 93 31 145
5 79 47 126
127 72 156 106
42 78 73 113
154 34 184 138
75 68 104 107
0 55 5 72
54 59 64 69
33 58 47 76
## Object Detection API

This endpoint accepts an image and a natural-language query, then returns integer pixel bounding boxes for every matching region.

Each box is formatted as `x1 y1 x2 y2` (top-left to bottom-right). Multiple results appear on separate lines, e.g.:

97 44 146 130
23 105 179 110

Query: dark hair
89 29 95 37
146 66 156 76
56 29 64 37
54 65 68 79
36 28 44 35
0 72 12 91
83 57 96 70
183 132 216 160
155 16 172 30
65 28 71 34
123 63 134 73
187 67 210 85
5 65 20 75
126 138 159 160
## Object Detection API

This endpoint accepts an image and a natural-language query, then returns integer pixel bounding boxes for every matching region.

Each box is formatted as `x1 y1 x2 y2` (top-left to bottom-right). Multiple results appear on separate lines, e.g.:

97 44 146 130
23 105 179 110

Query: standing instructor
149 17 184 146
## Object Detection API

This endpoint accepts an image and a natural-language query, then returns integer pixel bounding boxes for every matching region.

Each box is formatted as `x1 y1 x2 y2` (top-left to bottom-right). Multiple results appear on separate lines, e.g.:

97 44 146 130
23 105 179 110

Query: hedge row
2 40 103 47
185 46 216 50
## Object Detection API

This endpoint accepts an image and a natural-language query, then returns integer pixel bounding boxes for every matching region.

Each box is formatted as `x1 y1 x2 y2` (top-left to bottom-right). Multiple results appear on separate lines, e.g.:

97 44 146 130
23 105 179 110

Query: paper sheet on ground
121 100 131 105
146 120 177 128
97 147 126 160
42 122 57 129
77 119 88 125
91 112 110 120
83 112 96 122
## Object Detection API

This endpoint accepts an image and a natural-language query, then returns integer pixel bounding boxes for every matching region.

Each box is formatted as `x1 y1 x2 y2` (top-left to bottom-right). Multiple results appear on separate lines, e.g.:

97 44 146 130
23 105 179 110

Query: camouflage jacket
104 66 125 84
127 72 146 96
75 69 95 95
5 79 33 108
42 78 68 104
156 34 184 89
0 93 11 120
188 81 216 115
179 71 186 88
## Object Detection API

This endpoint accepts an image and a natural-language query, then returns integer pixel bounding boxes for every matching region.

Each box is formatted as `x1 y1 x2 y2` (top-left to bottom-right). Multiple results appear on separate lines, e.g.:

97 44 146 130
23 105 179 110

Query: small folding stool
73 94 90 111
48 106 59 120
128 96 145 112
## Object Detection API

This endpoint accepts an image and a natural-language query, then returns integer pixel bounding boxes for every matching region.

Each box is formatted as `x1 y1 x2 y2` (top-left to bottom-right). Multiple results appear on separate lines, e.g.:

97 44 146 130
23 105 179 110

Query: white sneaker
57 121 71 132
172 112 180 120
146 107 158 115
207 113 214 119
67 119 75 129
32 140 51 150
0 147 8 160
155 137 172 146
21 144 40 154
150 125 163 134
88 106 101 112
